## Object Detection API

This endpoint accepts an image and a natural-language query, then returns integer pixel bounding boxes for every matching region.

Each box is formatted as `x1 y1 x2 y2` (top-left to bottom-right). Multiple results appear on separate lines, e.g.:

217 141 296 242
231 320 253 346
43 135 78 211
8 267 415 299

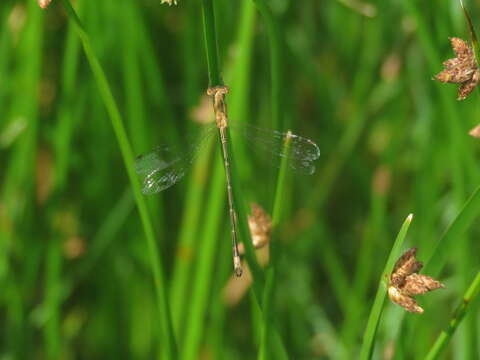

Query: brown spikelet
388 286 424 313
401 273 444 296
435 37 480 100
388 248 444 313
37 0 52 9
469 124 480 138
247 203 272 249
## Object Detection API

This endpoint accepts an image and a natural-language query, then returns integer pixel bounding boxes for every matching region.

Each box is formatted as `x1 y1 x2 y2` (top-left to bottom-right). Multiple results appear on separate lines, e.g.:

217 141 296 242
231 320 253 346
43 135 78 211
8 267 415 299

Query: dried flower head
435 37 480 100
469 124 480 138
248 203 272 249
161 0 178 5
37 0 52 9
388 248 444 313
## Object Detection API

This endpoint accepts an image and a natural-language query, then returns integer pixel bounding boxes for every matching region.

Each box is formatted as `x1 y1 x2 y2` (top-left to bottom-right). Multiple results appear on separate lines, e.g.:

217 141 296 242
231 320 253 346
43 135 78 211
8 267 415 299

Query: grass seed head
435 37 479 100
248 203 272 249
161 0 178 5
469 124 480 138
37 0 52 9
388 247 444 313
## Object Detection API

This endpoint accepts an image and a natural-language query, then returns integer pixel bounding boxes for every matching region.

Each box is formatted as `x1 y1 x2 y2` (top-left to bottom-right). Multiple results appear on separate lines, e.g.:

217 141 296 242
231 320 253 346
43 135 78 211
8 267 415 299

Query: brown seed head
248 203 272 249
37 0 52 9
388 247 444 313
161 0 178 5
435 37 479 100
388 286 424 313
469 124 480 138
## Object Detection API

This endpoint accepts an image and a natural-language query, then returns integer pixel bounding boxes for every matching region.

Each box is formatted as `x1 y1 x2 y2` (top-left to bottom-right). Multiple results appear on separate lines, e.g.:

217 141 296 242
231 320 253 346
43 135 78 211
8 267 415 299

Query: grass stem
359 214 414 360
59 1 177 358
424 271 480 360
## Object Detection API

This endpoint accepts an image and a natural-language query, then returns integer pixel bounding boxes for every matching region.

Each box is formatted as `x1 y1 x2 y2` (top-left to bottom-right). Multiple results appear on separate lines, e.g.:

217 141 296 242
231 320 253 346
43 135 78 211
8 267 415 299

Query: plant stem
258 133 292 360
201 0 222 87
251 0 283 129
359 214 414 360
200 0 264 287
423 184 480 277
59 1 177 358
200 2 291 358
424 271 480 360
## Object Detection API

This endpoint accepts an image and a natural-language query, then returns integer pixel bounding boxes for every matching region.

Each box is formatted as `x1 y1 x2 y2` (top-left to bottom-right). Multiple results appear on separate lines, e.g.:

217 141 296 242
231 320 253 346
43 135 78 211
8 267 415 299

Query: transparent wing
229 122 320 175
135 126 216 195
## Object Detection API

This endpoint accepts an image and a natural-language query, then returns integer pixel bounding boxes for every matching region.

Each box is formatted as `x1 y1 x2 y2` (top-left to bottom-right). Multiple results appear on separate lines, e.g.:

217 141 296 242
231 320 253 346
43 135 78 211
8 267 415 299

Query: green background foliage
1 0 480 359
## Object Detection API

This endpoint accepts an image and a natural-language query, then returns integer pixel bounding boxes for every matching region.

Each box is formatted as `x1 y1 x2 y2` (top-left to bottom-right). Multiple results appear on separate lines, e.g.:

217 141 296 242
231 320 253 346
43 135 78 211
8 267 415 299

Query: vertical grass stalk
424 271 480 360
59 1 177 358
258 133 292 360
200 2 291 358
250 0 283 130
359 214 414 360
200 0 264 287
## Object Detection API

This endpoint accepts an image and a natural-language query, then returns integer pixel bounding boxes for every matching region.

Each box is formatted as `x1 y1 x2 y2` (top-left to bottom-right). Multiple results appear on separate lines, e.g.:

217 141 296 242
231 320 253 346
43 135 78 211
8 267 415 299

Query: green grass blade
359 214 414 360
58 1 177 357
460 0 480 63
180 155 226 360
424 271 480 360
423 184 480 277
250 0 283 129
258 132 293 360
200 0 264 288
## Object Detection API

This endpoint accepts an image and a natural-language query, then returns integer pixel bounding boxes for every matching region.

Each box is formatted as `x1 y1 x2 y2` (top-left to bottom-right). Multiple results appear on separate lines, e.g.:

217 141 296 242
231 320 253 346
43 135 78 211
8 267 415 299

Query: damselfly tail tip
234 256 243 277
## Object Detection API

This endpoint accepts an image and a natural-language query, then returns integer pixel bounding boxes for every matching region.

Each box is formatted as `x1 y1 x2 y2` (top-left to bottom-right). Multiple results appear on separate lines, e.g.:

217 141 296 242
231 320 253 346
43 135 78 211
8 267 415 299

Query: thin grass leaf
258 132 293 360
424 271 480 360
359 214 414 360
423 184 480 277
460 0 480 64
58 1 177 358
198 1 291 358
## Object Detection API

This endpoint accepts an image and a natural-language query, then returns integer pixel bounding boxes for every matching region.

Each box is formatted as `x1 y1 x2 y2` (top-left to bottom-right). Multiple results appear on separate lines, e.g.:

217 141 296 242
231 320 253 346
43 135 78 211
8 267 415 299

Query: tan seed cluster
469 124 480 138
435 37 480 100
37 0 52 9
161 0 178 5
248 203 272 249
388 248 444 313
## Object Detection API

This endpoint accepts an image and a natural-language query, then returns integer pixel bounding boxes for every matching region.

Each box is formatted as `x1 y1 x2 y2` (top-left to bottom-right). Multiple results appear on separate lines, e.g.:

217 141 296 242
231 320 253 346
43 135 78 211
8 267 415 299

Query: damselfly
135 87 320 276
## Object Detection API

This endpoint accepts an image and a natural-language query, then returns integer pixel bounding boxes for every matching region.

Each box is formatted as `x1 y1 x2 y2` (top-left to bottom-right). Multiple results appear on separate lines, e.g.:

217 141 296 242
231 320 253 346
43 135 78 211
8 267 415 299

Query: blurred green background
1 0 480 359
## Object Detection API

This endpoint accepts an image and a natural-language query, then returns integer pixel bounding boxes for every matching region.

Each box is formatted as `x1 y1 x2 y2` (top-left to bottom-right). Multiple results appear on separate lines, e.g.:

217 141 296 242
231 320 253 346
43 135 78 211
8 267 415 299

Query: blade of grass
170 135 215 336
2 1 43 356
395 184 480 358
199 2 289 358
200 0 264 291
423 184 480 277
460 0 480 64
250 0 283 130
359 213 414 360
424 271 480 360
258 132 293 360
58 1 177 358
43 233 62 359
179 153 226 360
